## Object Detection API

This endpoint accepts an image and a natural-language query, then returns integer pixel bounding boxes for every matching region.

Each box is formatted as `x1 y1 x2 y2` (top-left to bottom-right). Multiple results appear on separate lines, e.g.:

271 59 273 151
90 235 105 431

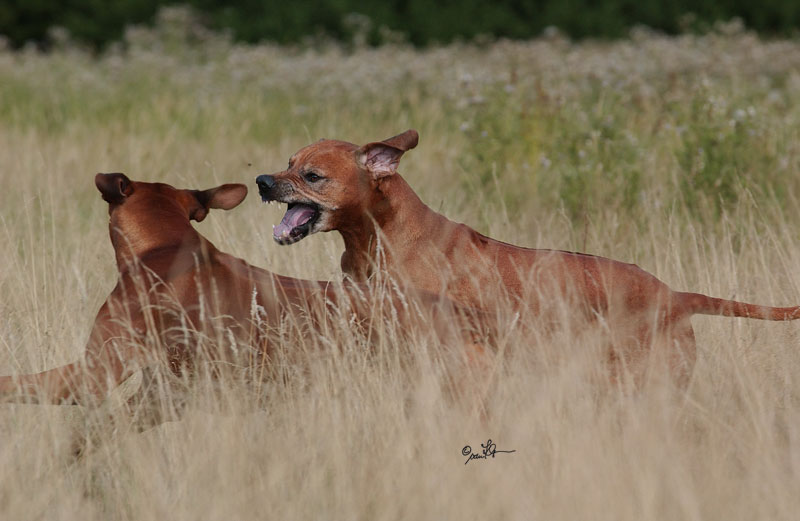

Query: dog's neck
109 202 202 271
339 173 442 278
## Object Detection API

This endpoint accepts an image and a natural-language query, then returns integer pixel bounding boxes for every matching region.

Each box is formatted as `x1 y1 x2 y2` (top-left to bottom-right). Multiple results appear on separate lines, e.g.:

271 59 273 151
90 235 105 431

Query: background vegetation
3 0 800 49
1 10 800 520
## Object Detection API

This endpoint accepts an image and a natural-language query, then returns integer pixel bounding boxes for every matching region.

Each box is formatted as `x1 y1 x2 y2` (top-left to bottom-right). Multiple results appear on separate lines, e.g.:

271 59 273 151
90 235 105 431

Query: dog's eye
304 172 322 183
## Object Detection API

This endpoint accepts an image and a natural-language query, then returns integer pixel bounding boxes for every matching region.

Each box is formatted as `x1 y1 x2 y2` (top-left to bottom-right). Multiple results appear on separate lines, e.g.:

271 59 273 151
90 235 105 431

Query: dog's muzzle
255 175 321 245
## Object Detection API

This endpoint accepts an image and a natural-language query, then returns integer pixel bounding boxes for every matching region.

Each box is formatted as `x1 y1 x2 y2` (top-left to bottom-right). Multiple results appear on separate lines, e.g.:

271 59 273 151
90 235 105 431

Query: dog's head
95 173 248 263
95 173 248 223
257 130 418 245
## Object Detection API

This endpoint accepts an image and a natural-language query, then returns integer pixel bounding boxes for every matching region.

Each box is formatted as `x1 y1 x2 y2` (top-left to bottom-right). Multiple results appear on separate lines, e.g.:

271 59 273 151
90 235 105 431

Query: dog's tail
676 291 800 320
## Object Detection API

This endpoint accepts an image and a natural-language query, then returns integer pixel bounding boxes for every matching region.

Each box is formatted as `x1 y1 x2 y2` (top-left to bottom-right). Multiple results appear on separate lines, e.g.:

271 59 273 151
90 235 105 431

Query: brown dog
0 173 479 408
257 130 800 384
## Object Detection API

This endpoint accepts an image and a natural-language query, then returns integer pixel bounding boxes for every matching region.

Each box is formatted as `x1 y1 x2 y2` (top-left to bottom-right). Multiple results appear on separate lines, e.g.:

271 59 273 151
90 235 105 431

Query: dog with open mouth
256 130 800 387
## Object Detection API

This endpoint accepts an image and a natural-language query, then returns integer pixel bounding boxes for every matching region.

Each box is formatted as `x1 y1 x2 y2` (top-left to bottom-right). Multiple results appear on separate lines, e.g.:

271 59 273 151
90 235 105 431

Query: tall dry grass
1 12 800 520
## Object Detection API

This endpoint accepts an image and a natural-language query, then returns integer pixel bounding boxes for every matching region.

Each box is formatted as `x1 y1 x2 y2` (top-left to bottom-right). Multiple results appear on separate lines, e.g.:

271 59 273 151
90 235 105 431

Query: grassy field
2 13 800 520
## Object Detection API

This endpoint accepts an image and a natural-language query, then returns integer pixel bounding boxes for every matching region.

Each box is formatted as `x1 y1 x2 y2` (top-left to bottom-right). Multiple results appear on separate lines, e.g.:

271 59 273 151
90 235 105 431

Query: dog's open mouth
272 202 320 245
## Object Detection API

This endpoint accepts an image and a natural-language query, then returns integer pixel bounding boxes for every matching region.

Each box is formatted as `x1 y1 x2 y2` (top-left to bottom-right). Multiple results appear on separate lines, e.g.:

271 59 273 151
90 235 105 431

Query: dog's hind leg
666 320 697 390
70 365 189 459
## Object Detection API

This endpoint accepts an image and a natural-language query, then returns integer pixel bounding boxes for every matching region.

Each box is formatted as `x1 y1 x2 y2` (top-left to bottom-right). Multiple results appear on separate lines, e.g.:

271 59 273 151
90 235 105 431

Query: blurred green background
2 0 800 49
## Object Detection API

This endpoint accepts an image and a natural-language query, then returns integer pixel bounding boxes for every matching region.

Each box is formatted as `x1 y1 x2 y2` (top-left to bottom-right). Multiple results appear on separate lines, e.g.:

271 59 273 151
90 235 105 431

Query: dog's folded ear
95 173 134 204
356 130 419 179
381 129 419 152
191 184 248 221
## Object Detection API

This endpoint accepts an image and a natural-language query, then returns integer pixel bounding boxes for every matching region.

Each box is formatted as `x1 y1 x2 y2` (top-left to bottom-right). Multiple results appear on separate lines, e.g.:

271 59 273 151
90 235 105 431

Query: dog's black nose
256 174 276 191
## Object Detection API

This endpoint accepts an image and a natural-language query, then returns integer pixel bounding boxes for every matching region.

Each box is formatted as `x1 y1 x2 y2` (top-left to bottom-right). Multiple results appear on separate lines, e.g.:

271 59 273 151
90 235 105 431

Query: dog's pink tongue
274 205 315 239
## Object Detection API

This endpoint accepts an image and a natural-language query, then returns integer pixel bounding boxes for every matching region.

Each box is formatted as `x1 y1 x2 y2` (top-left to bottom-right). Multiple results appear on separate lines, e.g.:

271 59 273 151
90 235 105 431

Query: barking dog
257 130 800 385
